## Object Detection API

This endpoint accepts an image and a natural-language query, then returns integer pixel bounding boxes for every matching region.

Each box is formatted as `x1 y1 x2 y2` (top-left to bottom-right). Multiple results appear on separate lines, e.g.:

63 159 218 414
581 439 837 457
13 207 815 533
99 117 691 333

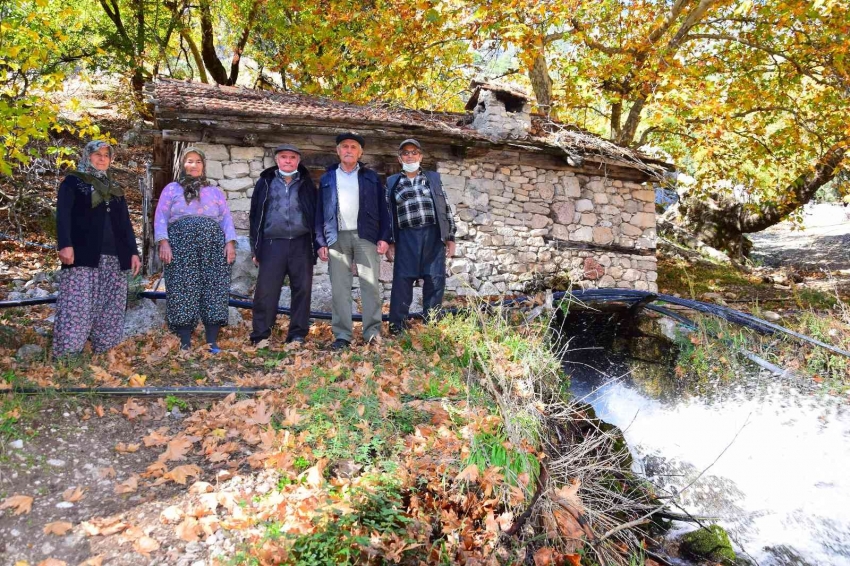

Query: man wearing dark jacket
386 139 456 334
316 133 391 349
249 144 318 344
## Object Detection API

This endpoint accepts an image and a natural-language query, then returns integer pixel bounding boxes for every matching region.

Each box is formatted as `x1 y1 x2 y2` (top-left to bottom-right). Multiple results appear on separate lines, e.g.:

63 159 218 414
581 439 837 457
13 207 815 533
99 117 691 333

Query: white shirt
336 164 360 231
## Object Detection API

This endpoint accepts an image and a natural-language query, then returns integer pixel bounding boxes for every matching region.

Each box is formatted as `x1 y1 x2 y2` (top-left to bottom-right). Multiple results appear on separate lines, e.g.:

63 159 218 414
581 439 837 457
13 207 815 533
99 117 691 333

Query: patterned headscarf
177 147 208 203
74 141 124 208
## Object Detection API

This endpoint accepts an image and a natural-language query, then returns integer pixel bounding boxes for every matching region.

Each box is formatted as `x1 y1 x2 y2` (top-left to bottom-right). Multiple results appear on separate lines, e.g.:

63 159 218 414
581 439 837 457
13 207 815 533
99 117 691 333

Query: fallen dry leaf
36 559 67 566
79 556 104 566
62 486 85 502
175 517 201 542
128 373 147 387
162 464 201 485
1 494 33 515
455 463 479 483
43 521 73 536
114 475 139 494
122 398 147 420
93 405 105 418
115 442 140 453
98 466 116 479
143 429 171 447
159 435 194 462
188 481 214 494
132 535 160 556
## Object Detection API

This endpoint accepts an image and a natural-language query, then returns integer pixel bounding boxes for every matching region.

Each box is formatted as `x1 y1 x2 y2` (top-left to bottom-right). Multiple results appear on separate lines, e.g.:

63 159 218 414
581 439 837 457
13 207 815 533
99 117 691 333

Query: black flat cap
398 138 421 152
273 143 301 156
336 132 365 147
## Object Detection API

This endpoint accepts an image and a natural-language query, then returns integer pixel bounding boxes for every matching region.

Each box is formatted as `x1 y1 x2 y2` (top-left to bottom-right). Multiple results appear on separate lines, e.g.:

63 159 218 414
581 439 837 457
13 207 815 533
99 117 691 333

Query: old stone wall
437 157 658 294
186 142 657 310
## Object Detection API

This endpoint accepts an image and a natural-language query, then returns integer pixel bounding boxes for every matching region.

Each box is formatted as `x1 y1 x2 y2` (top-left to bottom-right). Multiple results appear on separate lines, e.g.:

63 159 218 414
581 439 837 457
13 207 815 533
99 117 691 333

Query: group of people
52 134 457 356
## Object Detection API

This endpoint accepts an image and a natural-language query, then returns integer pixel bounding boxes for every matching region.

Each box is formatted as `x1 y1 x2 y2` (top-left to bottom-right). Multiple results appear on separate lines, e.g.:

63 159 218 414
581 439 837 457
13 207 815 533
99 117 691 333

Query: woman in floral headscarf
154 147 236 352
53 141 141 357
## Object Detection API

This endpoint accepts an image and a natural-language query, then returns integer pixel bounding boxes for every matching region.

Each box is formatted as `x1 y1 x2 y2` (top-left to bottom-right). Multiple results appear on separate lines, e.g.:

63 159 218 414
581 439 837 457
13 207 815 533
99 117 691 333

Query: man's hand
376 240 389 254
318 247 329 262
130 255 142 276
58 246 74 266
225 241 236 264
252 255 259 267
159 240 173 265
386 243 395 262
446 241 456 258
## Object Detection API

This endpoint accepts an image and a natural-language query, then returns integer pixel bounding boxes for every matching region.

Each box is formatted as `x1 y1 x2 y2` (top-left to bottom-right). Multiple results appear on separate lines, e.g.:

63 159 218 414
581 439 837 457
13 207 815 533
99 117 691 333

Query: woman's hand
58 246 74 266
225 241 236 264
130 255 142 276
159 240 173 265
318 247 329 262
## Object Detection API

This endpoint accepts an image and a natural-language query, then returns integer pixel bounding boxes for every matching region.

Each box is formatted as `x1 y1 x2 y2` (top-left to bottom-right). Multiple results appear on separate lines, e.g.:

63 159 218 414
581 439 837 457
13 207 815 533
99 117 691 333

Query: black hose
7 386 269 396
3 288 849 359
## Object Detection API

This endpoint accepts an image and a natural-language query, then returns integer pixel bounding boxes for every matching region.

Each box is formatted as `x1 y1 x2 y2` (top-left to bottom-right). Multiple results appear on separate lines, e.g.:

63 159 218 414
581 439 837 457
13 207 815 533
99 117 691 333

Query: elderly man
386 139 456 334
249 144 318 345
316 133 391 350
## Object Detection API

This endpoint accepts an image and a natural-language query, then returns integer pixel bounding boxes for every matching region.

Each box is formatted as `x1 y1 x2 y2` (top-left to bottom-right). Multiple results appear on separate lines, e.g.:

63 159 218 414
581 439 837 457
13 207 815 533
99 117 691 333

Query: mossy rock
680 525 737 565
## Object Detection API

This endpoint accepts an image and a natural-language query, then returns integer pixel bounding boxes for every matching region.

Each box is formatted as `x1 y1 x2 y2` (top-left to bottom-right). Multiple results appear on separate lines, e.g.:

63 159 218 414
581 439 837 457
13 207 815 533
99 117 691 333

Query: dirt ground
750 203 850 291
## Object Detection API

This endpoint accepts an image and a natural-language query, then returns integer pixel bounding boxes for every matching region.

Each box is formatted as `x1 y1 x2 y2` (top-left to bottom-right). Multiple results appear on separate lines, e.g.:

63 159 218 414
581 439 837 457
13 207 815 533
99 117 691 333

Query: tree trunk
199 0 228 85
527 46 553 117
665 140 848 258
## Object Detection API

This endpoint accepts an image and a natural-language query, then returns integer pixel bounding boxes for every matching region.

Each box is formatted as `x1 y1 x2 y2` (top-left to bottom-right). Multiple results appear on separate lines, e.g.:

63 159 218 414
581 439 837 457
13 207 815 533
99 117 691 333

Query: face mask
279 169 297 177
402 161 420 173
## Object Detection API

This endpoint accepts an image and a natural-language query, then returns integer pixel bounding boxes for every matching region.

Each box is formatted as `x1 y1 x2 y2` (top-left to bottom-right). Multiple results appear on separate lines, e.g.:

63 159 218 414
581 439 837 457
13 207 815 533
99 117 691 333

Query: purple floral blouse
154 182 237 243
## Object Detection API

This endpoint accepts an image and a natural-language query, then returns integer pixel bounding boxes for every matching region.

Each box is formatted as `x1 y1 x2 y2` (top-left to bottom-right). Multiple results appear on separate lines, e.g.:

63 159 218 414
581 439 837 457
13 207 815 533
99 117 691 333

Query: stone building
147 78 669 304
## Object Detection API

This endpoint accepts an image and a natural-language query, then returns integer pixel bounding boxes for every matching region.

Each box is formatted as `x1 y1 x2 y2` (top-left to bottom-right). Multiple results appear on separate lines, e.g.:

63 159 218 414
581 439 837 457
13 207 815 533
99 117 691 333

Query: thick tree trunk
527 48 553 116
199 0 228 85
665 141 848 258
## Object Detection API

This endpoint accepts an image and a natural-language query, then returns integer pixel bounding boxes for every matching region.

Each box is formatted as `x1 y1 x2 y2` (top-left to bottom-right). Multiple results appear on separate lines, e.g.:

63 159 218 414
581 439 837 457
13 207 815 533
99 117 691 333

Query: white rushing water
569 372 850 565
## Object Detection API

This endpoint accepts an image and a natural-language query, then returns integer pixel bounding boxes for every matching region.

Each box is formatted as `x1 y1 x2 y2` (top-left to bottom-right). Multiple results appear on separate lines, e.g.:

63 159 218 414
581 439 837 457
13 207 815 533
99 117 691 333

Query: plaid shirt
393 171 457 235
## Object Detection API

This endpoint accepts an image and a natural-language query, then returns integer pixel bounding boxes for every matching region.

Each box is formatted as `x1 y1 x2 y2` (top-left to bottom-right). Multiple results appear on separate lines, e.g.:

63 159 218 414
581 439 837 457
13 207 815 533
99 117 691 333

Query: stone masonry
191 142 658 306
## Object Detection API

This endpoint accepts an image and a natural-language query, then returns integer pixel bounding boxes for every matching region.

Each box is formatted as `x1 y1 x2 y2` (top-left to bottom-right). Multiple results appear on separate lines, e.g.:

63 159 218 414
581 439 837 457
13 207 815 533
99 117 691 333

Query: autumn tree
466 0 850 257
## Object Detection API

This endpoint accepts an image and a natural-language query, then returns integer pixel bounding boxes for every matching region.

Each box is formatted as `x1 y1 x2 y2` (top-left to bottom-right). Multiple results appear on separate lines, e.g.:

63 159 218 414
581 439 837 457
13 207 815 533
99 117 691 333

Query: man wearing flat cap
249 143 319 345
385 139 456 334
316 133 391 350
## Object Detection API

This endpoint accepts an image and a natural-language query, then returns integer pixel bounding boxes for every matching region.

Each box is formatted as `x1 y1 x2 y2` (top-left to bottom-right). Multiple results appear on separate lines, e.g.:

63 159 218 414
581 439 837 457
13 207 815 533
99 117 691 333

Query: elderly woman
154 147 236 352
54 141 141 357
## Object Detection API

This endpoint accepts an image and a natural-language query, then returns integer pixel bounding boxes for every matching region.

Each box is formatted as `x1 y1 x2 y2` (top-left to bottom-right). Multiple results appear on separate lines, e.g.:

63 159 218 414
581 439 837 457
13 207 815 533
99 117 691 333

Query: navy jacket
55 174 139 270
386 170 455 244
249 164 319 263
315 163 392 247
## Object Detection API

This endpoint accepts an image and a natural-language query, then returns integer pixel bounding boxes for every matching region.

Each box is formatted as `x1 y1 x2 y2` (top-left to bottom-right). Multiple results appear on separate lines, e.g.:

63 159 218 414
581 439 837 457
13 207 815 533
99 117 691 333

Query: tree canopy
2 0 849 234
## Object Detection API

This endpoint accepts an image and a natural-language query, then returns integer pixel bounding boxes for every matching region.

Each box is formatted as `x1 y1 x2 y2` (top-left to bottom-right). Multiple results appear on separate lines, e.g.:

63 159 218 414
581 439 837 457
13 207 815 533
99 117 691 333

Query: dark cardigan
56 174 139 270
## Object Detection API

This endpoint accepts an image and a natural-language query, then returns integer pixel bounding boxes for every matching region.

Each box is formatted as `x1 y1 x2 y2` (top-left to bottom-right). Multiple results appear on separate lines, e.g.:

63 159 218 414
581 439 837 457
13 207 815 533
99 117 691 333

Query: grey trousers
328 230 382 341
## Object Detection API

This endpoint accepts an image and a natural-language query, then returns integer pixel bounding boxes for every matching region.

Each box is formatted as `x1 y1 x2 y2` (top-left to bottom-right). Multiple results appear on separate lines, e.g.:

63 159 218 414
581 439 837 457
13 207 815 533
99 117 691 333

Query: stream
559 307 850 565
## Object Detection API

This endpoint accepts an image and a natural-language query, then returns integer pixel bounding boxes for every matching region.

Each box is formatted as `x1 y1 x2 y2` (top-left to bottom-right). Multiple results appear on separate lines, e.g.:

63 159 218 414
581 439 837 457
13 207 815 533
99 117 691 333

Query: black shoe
330 339 350 351
286 335 305 344
388 324 404 336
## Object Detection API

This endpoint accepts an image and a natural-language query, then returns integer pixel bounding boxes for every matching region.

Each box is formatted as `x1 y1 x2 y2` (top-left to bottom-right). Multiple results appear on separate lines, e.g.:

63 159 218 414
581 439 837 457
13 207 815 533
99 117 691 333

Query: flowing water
558 307 850 565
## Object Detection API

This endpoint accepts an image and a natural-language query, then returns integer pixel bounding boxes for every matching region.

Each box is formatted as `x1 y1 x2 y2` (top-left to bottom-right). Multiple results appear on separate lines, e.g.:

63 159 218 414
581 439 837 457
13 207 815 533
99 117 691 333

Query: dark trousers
388 225 446 329
251 235 313 341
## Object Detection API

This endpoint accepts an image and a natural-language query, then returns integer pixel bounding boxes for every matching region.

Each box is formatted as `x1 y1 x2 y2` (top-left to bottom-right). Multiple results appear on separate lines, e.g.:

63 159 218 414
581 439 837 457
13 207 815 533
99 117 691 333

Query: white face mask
279 169 297 177
402 161 420 173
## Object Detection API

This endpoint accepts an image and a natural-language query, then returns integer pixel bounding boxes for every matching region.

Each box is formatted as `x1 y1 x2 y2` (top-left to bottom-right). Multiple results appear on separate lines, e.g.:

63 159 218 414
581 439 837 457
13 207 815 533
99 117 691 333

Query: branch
570 18 627 55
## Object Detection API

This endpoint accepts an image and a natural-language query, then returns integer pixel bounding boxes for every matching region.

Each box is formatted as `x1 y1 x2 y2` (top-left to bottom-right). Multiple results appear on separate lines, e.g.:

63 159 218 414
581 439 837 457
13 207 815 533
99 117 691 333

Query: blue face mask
402 162 420 173
278 169 297 177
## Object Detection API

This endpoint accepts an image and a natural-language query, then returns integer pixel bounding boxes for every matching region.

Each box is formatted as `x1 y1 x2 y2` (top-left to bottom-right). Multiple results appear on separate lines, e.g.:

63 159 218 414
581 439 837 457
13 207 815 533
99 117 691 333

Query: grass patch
657 257 756 299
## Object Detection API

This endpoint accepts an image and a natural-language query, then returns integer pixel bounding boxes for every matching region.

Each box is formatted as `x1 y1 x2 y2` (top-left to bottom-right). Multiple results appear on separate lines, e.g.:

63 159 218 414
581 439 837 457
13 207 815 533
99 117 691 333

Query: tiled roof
150 78 671 172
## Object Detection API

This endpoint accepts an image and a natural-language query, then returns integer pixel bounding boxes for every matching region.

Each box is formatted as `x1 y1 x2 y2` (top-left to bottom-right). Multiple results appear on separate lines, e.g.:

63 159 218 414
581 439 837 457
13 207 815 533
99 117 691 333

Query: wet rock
15 343 44 361
680 525 736 565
